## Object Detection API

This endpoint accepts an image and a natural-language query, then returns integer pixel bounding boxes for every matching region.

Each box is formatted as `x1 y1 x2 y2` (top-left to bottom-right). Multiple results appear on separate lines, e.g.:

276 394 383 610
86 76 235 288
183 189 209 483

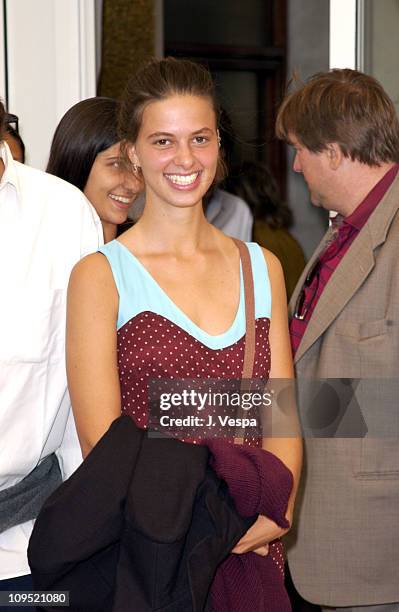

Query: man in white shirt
0 102 103 607
204 187 254 241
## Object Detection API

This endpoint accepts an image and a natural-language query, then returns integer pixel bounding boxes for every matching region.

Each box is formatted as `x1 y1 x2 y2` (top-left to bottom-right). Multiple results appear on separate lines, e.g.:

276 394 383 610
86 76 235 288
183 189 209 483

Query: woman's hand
231 514 290 556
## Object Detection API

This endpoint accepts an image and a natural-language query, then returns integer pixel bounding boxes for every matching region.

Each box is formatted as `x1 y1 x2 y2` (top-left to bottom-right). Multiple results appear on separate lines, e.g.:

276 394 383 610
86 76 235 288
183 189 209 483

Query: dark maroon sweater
206 440 293 611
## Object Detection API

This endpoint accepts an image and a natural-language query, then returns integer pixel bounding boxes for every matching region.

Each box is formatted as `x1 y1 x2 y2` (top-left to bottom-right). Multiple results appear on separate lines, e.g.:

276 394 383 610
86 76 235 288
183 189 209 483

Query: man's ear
326 143 343 170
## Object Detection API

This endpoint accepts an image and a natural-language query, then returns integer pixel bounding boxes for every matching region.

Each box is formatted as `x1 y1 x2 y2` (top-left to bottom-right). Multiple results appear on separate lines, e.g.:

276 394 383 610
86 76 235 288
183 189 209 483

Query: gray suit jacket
286 172 399 607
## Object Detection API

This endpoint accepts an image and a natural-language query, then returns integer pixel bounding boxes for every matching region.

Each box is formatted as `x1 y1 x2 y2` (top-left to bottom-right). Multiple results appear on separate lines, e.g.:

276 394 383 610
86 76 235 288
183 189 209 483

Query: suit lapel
291 172 399 365
294 226 375 363
288 227 333 318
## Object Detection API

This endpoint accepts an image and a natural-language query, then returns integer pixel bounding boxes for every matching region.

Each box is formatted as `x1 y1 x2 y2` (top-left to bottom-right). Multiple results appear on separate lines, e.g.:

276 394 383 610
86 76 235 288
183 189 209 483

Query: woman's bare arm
233 249 302 555
262 249 302 520
66 253 121 458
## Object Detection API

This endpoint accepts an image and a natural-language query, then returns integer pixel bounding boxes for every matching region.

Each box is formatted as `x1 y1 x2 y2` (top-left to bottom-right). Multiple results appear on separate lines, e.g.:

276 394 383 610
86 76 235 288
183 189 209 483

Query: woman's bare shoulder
259 247 288 305
260 247 284 280
69 252 116 298
260 246 281 269
70 251 111 278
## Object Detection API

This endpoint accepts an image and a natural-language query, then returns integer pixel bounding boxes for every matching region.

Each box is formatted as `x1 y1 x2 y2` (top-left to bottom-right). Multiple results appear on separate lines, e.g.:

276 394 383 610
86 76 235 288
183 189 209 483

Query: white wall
329 0 356 69
2 0 96 170
0 2 6 103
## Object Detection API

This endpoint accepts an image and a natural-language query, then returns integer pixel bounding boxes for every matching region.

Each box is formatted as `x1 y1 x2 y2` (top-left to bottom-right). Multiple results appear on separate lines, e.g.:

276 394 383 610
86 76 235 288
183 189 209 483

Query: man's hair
0 100 5 141
276 69 399 166
5 126 25 163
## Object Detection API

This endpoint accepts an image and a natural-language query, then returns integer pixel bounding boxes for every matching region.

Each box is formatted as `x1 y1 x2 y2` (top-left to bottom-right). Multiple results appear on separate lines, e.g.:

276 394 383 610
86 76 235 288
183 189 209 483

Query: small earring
217 130 221 148
132 163 140 173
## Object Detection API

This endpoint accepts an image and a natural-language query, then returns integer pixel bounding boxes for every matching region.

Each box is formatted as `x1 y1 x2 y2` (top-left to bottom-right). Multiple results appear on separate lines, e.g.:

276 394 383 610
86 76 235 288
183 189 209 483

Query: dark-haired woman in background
47 97 140 242
227 162 306 300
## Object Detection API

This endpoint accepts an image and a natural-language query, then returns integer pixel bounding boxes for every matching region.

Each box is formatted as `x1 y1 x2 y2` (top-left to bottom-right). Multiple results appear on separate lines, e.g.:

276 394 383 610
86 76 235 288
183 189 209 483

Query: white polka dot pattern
117 311 271 444
116 310 286 577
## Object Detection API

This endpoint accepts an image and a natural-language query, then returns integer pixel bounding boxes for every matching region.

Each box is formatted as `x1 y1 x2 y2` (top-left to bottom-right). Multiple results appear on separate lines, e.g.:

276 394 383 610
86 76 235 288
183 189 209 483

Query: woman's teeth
109 194 131 204
165 172 199 186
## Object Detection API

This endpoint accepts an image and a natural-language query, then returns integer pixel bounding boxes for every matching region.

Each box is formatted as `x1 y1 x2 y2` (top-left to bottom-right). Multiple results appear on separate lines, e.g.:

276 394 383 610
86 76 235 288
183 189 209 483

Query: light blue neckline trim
99 239 271 351
114 240 244 350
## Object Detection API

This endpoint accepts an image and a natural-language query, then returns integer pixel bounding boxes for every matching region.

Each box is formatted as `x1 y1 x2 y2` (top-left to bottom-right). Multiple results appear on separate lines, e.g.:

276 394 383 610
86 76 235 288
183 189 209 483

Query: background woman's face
130 94 219 210
84 141 139 230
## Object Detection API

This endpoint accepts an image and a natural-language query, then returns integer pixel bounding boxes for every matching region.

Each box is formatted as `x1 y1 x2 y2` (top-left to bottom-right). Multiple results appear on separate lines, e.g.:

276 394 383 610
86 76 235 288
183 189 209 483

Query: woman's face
130 95 219 210
84 142 140 232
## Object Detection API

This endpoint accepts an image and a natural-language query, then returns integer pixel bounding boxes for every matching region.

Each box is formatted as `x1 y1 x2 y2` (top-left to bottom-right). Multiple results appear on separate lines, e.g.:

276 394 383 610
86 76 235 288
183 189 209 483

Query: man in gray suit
276 69 399 611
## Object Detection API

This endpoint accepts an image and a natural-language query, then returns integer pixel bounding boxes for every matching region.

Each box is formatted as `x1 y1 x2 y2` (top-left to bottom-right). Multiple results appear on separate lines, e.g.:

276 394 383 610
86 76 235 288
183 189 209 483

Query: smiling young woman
66 58 302 611
46 97 142 242
127 94 219 211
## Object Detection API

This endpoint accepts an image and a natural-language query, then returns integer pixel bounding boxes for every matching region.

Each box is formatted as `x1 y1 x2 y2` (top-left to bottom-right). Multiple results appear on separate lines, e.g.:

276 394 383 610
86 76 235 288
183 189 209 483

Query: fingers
231 543 269 556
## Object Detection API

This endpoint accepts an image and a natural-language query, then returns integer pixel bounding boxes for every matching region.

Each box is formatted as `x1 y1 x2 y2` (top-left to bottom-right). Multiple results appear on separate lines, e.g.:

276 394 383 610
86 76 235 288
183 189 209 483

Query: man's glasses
293 259 321 320
5 113 19 134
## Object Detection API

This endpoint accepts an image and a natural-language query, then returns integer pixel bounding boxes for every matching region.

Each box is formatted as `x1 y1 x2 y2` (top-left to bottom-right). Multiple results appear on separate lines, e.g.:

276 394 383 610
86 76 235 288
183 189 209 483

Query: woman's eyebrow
147 131 174 139
147 127 214 139
192 127 213 134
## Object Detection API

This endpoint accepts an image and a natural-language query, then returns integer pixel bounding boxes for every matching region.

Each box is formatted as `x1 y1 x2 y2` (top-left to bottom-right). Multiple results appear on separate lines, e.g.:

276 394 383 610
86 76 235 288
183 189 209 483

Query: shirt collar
344 163 399 230
0 141 21 196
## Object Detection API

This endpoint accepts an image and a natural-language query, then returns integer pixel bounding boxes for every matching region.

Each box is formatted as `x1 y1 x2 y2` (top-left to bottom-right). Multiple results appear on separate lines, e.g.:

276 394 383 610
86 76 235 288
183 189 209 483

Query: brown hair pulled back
276 68 399 166
119 57 226 181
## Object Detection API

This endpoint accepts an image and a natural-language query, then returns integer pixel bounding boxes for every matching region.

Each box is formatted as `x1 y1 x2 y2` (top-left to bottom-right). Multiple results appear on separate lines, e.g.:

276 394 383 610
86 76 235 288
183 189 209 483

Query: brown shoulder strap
232 239 255 380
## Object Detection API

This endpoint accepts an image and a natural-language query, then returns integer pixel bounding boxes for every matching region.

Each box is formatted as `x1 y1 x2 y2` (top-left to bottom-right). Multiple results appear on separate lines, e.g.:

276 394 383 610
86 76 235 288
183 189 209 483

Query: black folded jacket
28 416 256 612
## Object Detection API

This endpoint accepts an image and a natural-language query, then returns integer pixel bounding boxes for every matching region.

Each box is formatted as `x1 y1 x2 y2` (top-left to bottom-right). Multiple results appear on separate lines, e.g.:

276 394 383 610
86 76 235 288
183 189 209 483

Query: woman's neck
130 198 214 256
102 221 117 244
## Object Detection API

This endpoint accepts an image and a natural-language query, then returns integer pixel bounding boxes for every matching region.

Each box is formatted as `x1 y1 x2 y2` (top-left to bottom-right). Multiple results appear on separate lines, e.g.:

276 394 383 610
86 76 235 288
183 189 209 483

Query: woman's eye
193 136 208 144
155 138 171 146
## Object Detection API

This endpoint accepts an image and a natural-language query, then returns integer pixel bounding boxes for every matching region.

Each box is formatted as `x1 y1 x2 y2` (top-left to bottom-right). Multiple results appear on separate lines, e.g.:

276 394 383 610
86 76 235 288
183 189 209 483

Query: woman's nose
173 142 195 169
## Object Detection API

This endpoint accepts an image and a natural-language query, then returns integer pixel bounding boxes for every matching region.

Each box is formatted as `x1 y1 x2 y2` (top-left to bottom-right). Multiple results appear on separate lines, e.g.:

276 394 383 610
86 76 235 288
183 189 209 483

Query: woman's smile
108 192 135 207
164 171 202 189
